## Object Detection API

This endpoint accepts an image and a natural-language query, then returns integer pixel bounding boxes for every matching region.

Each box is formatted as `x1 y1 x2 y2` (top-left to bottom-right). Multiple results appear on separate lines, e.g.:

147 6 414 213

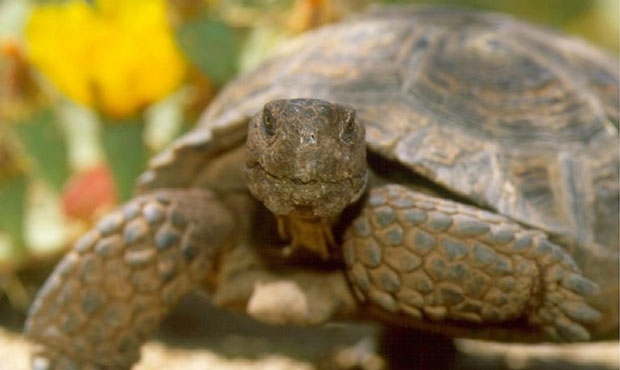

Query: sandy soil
2 317 619 370
0 326 317 370
2 325 619 370
2 293 618 370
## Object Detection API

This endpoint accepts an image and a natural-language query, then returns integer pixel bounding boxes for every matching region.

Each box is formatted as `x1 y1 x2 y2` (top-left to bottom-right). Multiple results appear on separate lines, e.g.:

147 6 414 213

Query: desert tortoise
25 6 619 370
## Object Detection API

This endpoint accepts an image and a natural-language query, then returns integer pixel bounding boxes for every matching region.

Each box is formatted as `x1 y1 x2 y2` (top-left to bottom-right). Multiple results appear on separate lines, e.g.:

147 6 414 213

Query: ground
1 293 618 370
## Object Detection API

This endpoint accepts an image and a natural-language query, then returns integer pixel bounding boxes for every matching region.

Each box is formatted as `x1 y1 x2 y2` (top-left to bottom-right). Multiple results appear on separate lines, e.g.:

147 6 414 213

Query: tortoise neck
277 215 337 259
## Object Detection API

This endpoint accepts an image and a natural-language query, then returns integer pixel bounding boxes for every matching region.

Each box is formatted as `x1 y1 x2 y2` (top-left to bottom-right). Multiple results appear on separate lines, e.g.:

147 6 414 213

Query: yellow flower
26 0 185 118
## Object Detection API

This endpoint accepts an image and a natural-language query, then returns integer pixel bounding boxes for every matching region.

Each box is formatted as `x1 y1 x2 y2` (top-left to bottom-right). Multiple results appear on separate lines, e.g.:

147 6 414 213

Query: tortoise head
246 98 368 218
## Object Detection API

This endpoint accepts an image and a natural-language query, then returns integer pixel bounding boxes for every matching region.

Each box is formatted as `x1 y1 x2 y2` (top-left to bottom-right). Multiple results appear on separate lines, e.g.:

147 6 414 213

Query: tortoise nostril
300 133 317 145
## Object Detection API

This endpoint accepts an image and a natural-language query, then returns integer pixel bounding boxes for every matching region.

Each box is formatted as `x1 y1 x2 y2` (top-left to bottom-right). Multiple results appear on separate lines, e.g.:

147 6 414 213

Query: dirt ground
2 325 619 370
0 326 317 370
1 293 618 370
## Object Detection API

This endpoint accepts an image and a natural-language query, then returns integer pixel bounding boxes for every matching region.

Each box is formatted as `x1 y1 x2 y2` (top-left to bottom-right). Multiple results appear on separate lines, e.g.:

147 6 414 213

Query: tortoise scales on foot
26 6 619 369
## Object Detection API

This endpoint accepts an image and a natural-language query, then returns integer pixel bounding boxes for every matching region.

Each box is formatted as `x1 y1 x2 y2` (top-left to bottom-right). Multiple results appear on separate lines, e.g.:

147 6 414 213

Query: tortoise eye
262 108 276 137
340 110 356 144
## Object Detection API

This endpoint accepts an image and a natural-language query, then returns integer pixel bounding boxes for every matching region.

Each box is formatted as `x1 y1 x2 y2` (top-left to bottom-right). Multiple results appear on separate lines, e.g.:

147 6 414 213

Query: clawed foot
343 185 602 342
532 266 601 341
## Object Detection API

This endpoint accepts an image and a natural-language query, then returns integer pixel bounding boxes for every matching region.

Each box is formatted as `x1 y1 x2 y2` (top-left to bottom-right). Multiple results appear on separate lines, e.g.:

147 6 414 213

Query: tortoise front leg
344 184 601 342
25 189 235 370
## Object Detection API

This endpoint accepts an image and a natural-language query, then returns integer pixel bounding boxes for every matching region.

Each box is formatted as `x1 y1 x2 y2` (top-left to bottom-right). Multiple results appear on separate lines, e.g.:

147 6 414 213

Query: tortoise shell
138 7 619 335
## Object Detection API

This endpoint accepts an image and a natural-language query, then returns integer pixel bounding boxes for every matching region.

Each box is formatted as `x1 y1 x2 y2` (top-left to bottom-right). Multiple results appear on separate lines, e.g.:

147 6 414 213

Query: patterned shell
139 7 619 284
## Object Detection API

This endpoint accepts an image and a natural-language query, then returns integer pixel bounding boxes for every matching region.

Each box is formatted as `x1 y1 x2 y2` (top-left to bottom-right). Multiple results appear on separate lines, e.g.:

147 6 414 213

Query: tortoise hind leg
25 189 235 370
343 184 601 342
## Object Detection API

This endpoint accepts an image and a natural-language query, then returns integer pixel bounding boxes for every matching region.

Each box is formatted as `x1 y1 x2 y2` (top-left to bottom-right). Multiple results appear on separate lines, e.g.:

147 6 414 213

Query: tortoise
25 6 619 370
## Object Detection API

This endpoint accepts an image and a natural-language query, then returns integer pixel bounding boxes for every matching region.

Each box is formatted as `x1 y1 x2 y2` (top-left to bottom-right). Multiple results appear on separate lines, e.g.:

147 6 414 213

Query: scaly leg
25 189 235 369
343 184 601 342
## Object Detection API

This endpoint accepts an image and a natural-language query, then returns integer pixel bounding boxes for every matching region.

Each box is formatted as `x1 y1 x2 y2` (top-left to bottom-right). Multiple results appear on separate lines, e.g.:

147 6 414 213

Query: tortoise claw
532 263 601 342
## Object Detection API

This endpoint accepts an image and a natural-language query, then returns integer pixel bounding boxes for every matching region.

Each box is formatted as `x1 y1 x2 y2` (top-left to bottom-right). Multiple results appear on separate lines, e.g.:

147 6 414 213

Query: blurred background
0 0 618 368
